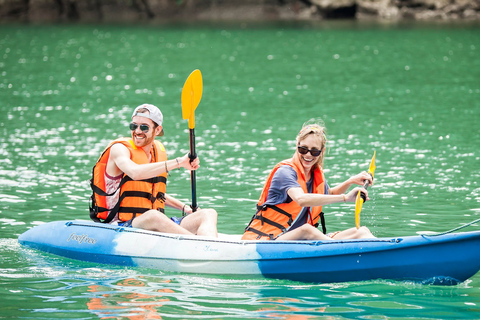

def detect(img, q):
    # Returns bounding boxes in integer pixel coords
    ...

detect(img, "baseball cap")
[131,104,164,136]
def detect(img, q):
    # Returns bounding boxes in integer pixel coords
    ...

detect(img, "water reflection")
[87,278,166,319]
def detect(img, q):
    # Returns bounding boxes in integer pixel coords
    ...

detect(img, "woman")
[242,119,375,241]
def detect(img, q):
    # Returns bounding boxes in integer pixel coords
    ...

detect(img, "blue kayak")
[18,220,480,285]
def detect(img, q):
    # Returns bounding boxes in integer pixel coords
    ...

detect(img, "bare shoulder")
[109,142,130,159]
[106,142,131,176]
[287,186,305,199]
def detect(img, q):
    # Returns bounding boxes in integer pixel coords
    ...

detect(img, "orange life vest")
[242,155,326,240]
[89,138,167,223]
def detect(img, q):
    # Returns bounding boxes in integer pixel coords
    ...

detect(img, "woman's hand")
[345,187,369,202]
[348,171,373,187]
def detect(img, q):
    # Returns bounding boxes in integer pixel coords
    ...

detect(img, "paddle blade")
[355,191,363,229]
[181,69,203,129]
[368,150,376,179]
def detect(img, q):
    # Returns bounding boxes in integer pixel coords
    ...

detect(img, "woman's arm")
[288,186,368,207]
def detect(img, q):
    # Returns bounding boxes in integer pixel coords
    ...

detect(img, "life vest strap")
[257,204,293,225]
[121,190,165,204]
[89,193,123,224]
[90,175,131,197]
[141,176,167,184]
[118,206,165,214]
[244,227,274,240]
[254,213,287,233]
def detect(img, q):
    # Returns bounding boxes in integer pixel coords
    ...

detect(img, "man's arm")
[106,143,199,181]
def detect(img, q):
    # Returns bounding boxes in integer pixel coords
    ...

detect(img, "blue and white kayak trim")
[18,220,480,285]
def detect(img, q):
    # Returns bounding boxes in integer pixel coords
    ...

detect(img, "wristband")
[165,161,170,177]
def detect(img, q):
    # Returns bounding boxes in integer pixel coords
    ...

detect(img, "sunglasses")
[297,145,322,157]
[129,122,150,133]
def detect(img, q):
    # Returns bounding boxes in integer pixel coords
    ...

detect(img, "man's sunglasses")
[297,145,322,157]
[129,122,150,133]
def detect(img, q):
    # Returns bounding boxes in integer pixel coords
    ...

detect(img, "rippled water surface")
[1,22,480,319]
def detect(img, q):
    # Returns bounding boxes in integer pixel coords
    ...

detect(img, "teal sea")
[1,21,480,319]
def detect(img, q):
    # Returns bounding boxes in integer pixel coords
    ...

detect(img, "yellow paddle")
[181,69,203,212]
[355,151,376,229]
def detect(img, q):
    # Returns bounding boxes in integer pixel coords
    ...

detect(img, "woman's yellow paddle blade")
[355,191,363,229]
[368,151,376,178]
[354,151,376,229]
[181,69,203,129]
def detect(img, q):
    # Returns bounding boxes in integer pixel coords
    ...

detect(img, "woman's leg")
[276,224,331,241]
[332,226,375,240]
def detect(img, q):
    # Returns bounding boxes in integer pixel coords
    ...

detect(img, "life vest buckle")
[149,195,156,204]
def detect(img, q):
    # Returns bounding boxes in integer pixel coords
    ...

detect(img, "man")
[90,103,218,237]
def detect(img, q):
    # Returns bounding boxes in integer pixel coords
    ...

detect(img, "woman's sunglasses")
[297,145,322,157]
[129,122,150,133]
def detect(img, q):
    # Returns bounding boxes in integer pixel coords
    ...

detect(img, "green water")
[1,22,480,319]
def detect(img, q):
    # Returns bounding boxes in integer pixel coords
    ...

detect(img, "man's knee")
[198,208,218,220]
[138,210,168,223]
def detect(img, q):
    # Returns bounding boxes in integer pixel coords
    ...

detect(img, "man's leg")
[180,208,218,237]
[132,210,193,235]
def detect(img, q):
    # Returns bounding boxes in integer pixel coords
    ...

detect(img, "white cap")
[132,104,164,136]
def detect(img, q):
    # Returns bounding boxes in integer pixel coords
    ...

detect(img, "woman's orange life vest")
[242,155,326,240]
[89,138,167,223]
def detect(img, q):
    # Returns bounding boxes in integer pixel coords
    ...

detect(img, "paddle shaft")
[189,128,198,212]
[359,173,373,202]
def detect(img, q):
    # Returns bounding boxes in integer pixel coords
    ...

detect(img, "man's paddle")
[181,69,203,212]
[355,151,376,229]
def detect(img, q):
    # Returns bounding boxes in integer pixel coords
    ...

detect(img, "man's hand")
[178,153,200,170]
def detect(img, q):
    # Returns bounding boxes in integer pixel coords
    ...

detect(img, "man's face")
[130,116,157,148]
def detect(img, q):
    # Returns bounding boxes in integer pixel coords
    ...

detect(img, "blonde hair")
[295,118,327,169]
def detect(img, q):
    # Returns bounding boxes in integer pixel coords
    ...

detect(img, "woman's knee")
[357,226,373,238]
[300,224,321,237]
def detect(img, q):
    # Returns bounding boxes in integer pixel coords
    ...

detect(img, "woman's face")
[297,134,323,171]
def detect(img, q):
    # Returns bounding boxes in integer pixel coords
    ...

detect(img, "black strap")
[142,176,167,184]
[319,212,327,234]
[257,204,294,225]
[244,227,274,240]
[312,211,327,234]
[257,214,287,232]
[244,204,292,238]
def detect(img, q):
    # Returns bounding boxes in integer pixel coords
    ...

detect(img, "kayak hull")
[18,220,480,285]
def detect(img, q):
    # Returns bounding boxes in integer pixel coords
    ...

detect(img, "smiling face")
[296,134,324,172]
[295,120,327,172]
[130,116,159,148]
